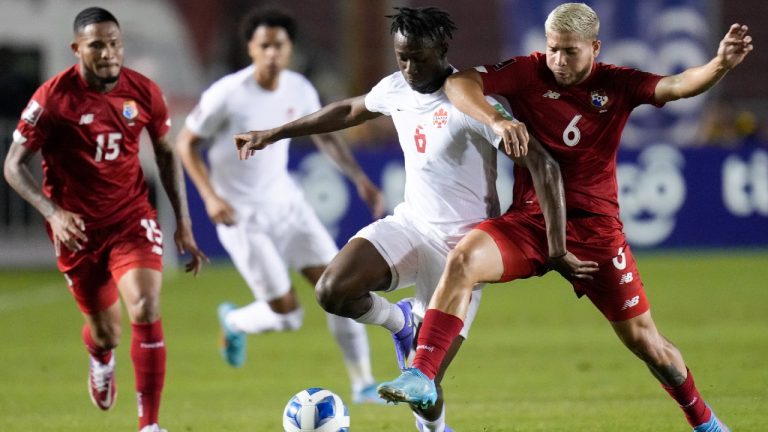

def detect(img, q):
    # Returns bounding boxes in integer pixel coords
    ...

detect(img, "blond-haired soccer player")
[379,4,751,431]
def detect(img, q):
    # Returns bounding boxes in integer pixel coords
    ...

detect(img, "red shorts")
[476,208,649,322]
[50,210,164,314]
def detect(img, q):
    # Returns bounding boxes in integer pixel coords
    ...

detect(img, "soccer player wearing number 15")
[3,7,207,432]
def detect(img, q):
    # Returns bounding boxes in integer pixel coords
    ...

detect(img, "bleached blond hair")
[544,3,599,40]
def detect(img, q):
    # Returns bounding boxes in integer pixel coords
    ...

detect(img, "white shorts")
[353,205,482,339]
[217,197,338,302]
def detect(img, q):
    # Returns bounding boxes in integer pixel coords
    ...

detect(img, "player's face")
[248,25,293,86]
[393,32,450,94]
[72,21,123,86]
[545,31,600,86]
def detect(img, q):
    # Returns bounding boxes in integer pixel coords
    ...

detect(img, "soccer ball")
[283,387,350,432]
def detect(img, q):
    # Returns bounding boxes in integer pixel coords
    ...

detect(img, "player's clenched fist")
[234,130,275,160]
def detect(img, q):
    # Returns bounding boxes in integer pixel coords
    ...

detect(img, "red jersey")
[479,52,664,217]
[15,64,170,228]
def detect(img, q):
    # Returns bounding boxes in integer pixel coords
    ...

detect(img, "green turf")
[0,250,766,431]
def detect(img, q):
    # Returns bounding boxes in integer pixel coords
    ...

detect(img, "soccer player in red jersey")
[3,7,207,432]
[377,4,752,431]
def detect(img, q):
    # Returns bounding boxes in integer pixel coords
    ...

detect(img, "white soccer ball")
[282,387,350,432]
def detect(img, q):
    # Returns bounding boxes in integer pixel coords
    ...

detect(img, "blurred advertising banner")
[499,0,713,148]
[187,144,768,259]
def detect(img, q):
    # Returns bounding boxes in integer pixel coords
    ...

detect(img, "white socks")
[354,292,405,333]
[225,301,304,333]
[414,404,447,432]
[326,313,375,391]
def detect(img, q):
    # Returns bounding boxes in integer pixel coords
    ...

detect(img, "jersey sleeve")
[457,96,509,150]
[613,67,665,108]
[184,82,229,139]
[147,81,171,139]
[475,55,536,98]
[364,76,392,116]
[300,80,322,116]
[15,85,55,151]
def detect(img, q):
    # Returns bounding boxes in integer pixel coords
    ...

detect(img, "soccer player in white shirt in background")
[235,7,590,431]
[175,8,387,404]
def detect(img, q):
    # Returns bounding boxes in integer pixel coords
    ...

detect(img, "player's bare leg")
[378,230,505,408]
[612,312,729,431]
[304,265,381,404]
[316,238,417,371]
[118,268,166,431]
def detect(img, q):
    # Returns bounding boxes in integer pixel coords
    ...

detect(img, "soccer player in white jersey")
[175,8,387,404]
[235,7,592,431]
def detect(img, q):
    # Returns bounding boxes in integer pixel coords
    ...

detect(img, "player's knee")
[445,247,478,284]
[315,271,346,315]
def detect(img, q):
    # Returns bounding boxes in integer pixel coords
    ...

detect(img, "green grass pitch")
[0,250,766,431]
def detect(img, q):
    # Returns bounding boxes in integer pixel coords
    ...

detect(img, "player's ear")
[70,40,80,57]
[592,39,601,57]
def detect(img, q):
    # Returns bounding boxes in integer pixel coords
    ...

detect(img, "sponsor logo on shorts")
[619,272,634,284]
[621,295,640,310]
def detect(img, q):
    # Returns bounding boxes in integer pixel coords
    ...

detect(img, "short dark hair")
[387,7,456,44]
[73,7,119,34]
[240,7,297,44]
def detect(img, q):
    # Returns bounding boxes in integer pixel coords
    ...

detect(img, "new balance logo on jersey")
[543,90,561,99]
[619,272,634,284]
[416,344,435,352]
[79,114,94,125]
[621,295,640,310]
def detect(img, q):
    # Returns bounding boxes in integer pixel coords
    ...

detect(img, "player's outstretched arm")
[4,137,88,252]
[152,134,208,275]
[311,132,385,219]
[445,70,528,158]
[654,23,753,103]
[234,95,382,160]
[511,137,599,280]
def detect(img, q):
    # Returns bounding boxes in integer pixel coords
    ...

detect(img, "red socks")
[82,324,113,364]
[131,320,166,429]
[412,309,464,380]
[662,368,711,427]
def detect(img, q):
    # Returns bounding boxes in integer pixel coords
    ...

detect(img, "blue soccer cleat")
[352,382,387,405]
[392,298,415,370]
[693,410,730,432]
[217,302,246,368]
[377,367,437,410]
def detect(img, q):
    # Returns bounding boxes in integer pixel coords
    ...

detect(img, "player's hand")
[355,176,386,219]
[234,130,275,160]
[718,24,753,70]
[492,118,529,158]
[174,226,208,276]
[547,251,599,281]
[47,208,87,254]
[203,194,237,226]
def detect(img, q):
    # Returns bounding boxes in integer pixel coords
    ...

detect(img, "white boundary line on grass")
[0,284,69,313]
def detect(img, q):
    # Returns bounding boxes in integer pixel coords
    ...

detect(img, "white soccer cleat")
[88,353,117,411]
[139,424,168,432]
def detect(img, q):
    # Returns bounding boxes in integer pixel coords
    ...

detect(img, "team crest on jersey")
[21,99,43,126]
[432,107,448,128]
[122,100,139,120]
[590,89,609,110]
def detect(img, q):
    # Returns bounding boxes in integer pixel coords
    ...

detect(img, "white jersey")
[365,70,503,236]
[185,66,321,206]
